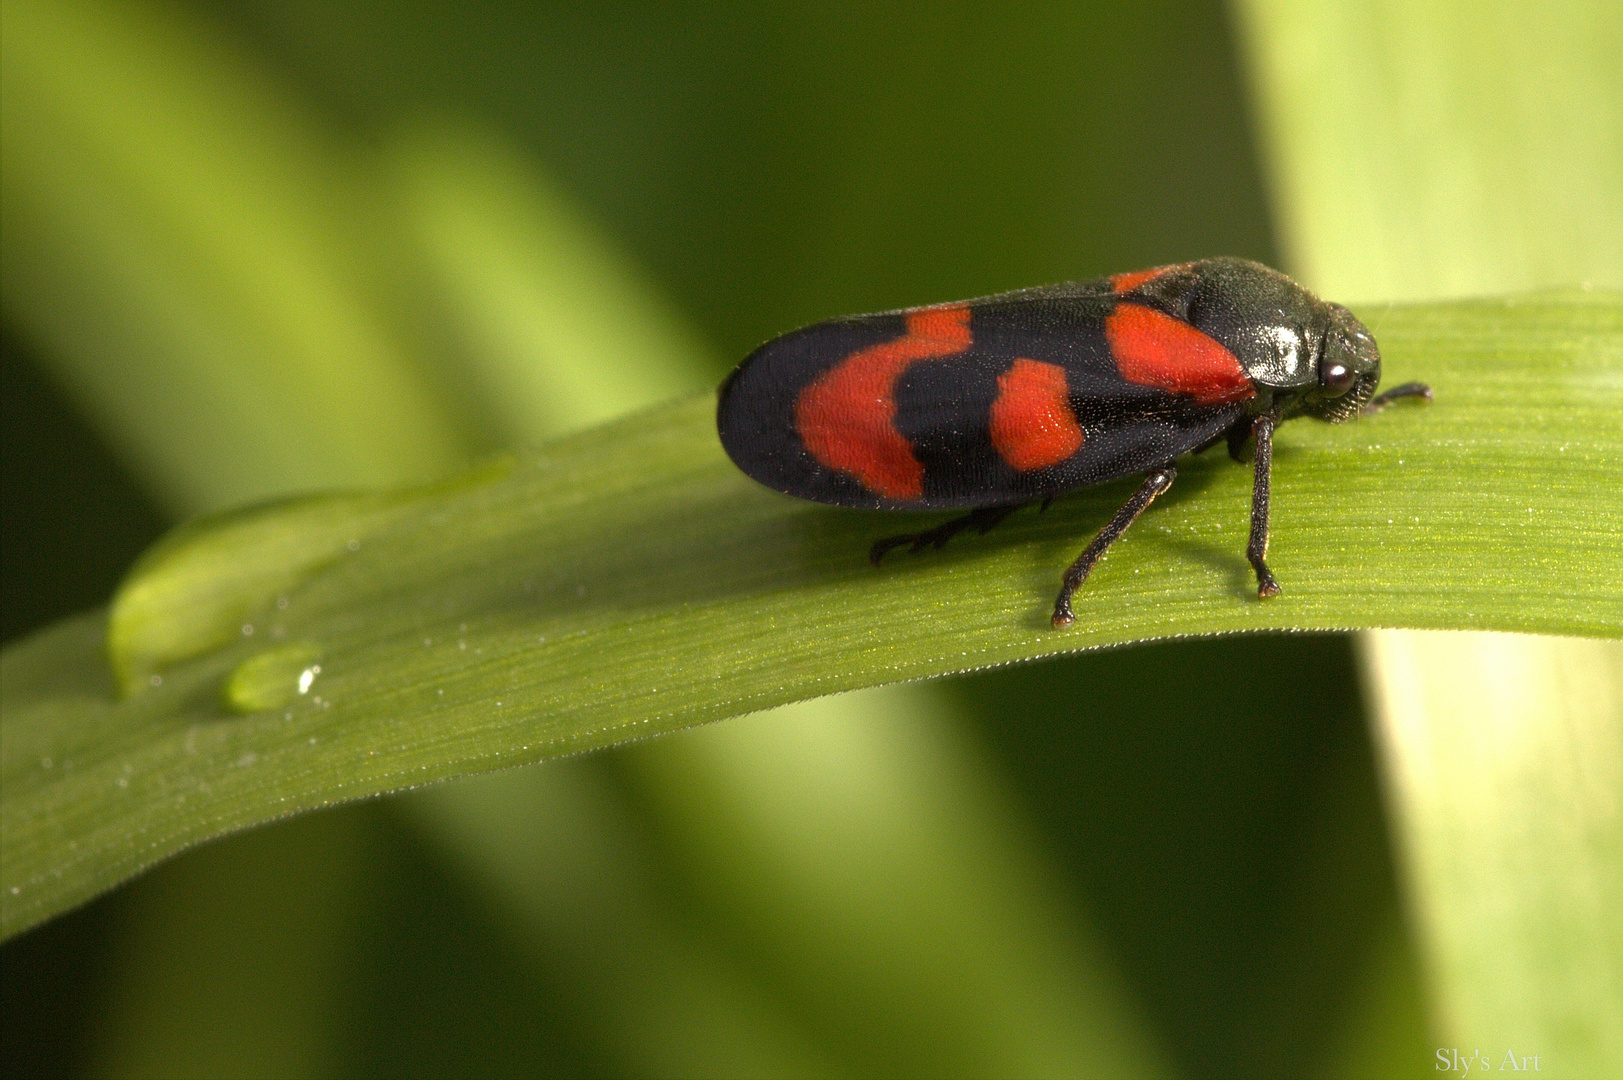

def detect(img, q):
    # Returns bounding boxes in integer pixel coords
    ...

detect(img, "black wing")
[717,280,1251,510]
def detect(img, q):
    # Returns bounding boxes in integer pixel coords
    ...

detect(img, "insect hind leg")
[1051,465,1177,628]
[870,504,1024,566]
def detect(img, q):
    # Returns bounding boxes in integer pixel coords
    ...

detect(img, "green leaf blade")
[3,291,1619,938]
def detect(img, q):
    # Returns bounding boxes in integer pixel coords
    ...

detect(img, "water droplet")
[223,641,324,713]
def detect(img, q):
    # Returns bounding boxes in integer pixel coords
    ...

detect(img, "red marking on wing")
[1109,262,1190,293]
[793,305,973,500]
[989,358,1085,471]
[1104,302,1254,405]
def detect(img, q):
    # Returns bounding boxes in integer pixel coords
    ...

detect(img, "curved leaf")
[1236,2,1623,1071]
[3,291,1620,938]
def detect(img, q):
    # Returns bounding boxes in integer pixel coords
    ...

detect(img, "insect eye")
[1320,359,1357,397]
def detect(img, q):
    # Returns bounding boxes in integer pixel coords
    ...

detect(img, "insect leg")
[1051,465,1177,628]
[870,504,1024,566]
[1247,414,1282,598]
[1226,422,1254,463]
[1365,381,1433,413]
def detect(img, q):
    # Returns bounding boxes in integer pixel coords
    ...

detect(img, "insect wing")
[718,283,1252,510]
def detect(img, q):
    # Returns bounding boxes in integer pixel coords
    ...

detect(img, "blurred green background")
[2,1,1614,1077]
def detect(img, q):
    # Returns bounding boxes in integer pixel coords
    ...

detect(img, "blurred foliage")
[1237,0,1622,301]
[1,2,1617,1080]
[1237,1,1623,1074]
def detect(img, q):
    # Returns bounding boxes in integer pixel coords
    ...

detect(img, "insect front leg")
[1364,381,1433,413]
[870,504,1024,566]
[1247,414,1281,598]
[1051,465,1177,628]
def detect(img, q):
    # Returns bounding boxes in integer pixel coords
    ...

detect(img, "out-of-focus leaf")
[0,0,474,516]
[1236,2,1623,1075]
[2,293,1619,938]
[1363,633,1623,1075]
[383,120,717,443]
[1235,0,1622,304]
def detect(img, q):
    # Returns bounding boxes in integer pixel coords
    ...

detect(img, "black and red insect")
[717,257,1429,627]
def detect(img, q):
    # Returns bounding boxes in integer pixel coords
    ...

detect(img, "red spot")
[794,305,972,500]
[1104,303,1254,405]
[1109,263,1189,293]
[989,359,1084,471]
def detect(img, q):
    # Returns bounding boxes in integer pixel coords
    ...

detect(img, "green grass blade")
[0,0,475,516]
[1363,633,1623,1075]
[1234,0,1622,303]
[3,291,1620,938]
[1236,2,1623,1073]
